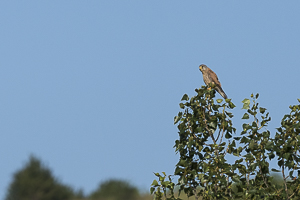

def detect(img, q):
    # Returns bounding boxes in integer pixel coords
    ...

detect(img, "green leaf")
[289,171,294,179]
[177,159,187,167]
[240,136,249,143]
[228,101,236,108]
[179,103,185,109]
[235,158,243,164]
[259,107,266,114]
[150,187,155,194]
[237,147,243,154]
[242,113,249,119]
[151,180,159,186]
[209,121,217,129]
[268,153,275,159]
[283,153,290,159]
[263,131,270,138]
[278,160,284,167]
[231,140,236,147]
[174,167,183,175]
[181,94,189,101]
[159,176,164,182]
[242,99,250,110]
[226,111,234,118]
[265,141,273,149]
[216,99,223,103]
[225,132,232,139]
[232,175,241,182]
[174,116,181,124]
[271,168,280,172]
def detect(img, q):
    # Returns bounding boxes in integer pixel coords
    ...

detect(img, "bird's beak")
[199,66,202,71]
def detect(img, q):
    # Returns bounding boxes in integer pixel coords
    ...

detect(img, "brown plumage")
[199,64,228,99]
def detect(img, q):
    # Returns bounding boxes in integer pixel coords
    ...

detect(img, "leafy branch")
[151,87,300,199]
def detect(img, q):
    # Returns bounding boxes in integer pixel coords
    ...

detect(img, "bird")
[199,64,228,99]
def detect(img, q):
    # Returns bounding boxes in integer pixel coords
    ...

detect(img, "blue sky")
[1,1,300,198]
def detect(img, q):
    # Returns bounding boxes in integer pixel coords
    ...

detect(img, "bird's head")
[199,64,208,73]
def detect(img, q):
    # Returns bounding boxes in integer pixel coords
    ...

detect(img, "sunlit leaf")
[154,172,160,176]
[242,98,250,109]
[151,180,159,186]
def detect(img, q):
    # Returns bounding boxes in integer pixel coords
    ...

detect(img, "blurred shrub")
[5,155,74,200]
[89,179,139,200]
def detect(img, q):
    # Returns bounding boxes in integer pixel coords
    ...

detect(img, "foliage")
[5,155,75,200]
[89,179,139,200]
[5,156,147,200]
[151,85,300,199]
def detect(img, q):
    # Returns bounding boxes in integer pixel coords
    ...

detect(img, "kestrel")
[199,64,228,99]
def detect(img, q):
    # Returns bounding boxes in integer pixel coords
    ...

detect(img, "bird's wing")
[207,68,222,87]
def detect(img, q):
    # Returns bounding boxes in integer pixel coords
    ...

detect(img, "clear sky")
[1,1,300,198]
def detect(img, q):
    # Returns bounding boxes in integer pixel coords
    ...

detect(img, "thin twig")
[246,162,250,190]
[216,128,222,143]
[289,185,300,199]
[259,165,269,188]
[194,187,198,200]
[282,165,289,198]
[218,125,225,145]
[203,109,216,144]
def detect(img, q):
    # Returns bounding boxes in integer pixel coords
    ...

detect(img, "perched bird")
[199,64,228,99]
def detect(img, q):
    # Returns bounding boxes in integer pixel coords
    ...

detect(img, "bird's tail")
[216,87,228,99]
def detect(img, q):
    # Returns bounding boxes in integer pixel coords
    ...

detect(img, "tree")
[151,85,300,199]
[89,179,139,200]
[5,155,74,200]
